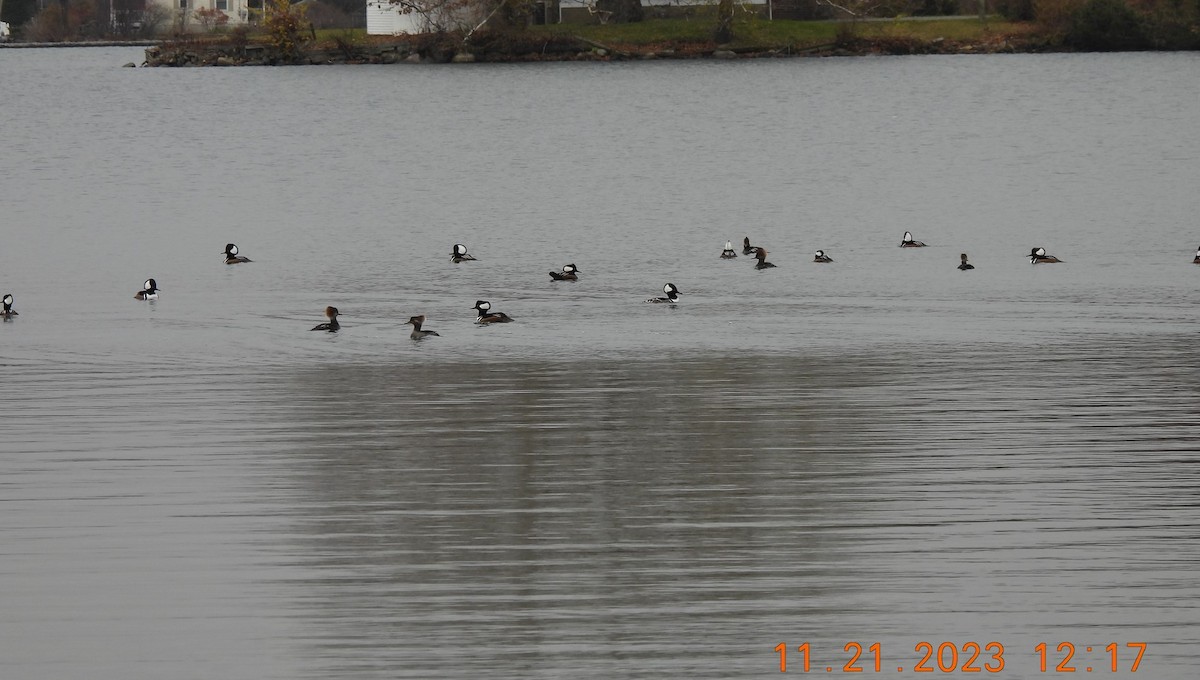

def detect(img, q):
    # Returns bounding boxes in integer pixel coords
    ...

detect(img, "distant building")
[132,0,260,32]
[366,0,425,34]
[365,0,492,35]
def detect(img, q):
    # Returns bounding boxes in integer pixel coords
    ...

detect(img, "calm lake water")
[1,47,1198,679]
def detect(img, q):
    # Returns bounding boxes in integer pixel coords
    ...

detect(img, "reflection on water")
[3,329,1198,678]
[233,336,1195,678]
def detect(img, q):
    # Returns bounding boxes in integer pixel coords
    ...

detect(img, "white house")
[366,0,426,34]
[145,0,257,30]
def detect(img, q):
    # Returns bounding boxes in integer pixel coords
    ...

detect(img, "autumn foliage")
[262,0,310,61]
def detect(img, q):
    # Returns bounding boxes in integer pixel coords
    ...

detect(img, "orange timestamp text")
[773,641,1147,673]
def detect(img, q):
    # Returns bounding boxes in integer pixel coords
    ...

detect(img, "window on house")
[216,0,227,8]
[179,0,187,7]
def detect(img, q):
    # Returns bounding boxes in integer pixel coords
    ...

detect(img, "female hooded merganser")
[1029,247,1063,264]
[958,253,975,270]
[473,300,513,323]
[742,237,758,255]
[900,231,927,247]
[720,241,738,259]
[311,306,340,332]
[646,283,681,303]
[451,244,477,263]
[549,264,580,281]
[813,250,833,263]
[1192,246,1199,264]
[407,314,440,338]
[223,243,252,264]
[134,278,159,300]
[2,293,17,320]
[754,247,776,269]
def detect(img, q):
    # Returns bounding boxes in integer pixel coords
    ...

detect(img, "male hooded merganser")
[451,244,477,263]
[311,306,340,332]
[223,243,252,264]
[1029,247,1063,264]
[549,264,580,281]
[720,241,738,259]
[134,278,159,300]
[407,314,440,338]
[900,231,927,247]
[958,253,975,270]
[473,300,513,323]
[813,250,833,263]
[742,237,757,255]
[646,283,681,303]
[2,293,17,320]
[1192,246,1199,264]
[754,247,776,269]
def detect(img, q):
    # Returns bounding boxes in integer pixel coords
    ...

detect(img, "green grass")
[288,16,1043,58]
[532,15,1036,51]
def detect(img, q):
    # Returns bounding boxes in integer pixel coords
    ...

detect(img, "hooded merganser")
[742,237,758,255]
[407,314,440,338]
[134,278,159,300]
[1192,246,1199,264]
[549,264,580,281]
[473,300,513,323]
[311,306,340,332]
[2,293,17,320]
[900,231,927,247]
[754,247,776,269]
[1029,247,1063,264]
[813,250,833,263]
[720,241,738,259]
[223,243,252,264]
[958,253,975,270]
[646,283,681,303]
[451,243,477,263]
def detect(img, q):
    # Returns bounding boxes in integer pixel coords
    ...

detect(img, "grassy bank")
[535,15,1042,53]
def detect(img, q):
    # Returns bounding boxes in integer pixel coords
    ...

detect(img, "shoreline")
[138,31,1058,67]
[0,40,161,48]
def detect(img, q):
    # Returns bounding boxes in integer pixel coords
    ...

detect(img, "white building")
[147,0,258,30]
[366,0,427,34]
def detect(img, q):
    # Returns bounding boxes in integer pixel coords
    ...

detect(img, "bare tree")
[387,0,484,32]
[714,0,732,41]
[816,0,883,40]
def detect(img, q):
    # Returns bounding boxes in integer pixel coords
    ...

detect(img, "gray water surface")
[1,48,1198,679]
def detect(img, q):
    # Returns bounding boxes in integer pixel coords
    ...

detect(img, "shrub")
[21,0,96,41]
[995,0,1035,19]
[194,6,230,31]
[1140,0,1200,48]
[262,0,309,61]
[1066,0,1150,49]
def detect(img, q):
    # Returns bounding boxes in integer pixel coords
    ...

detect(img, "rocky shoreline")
[141,31,1051,66]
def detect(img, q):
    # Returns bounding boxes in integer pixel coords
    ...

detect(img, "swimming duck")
[1193,246,1199,264]
[754,247,776,269]
[223,243,252,264]
[742,237,757,255]
[134,278,159,300]
[720,241,738,259]
[549,264,580,281]
[646,283,681,303]
[2,293,16,320]
[900,231,927,247]
[813,250,833,263]
[474,300,513,323]
[311,306,340,332]
[407,314,439,338]
[1029,247,1063,264]
[451,244,477,263]
[958,253,975,270]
